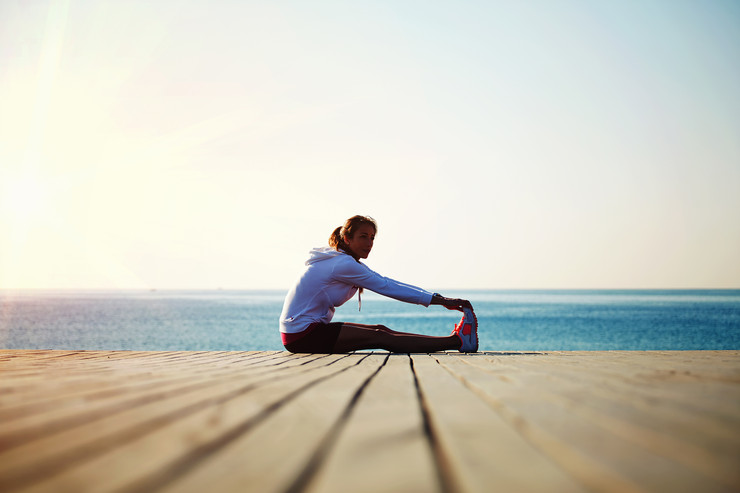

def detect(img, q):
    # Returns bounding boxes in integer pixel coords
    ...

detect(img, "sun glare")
[1,174,50,224]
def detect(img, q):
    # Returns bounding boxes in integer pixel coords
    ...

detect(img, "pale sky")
[1,0,739,290]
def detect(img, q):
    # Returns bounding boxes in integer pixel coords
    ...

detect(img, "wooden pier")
[1,350,738,493]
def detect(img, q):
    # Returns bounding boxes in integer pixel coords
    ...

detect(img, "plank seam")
[282,353,391,493]
[410,354,456,493]
[431,355,648,493]
[116,353,379,493]
[0,354,343,450]
[0,355,354,491]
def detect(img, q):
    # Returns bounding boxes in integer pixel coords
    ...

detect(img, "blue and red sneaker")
[453,307,478,353]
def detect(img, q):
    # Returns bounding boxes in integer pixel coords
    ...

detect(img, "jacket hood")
[305,247,348,265]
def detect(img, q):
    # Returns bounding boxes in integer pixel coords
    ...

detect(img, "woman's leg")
[332,322,460,353]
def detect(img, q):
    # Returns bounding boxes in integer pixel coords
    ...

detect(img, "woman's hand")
[431,293,473,312]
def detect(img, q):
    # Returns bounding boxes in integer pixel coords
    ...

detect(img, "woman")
[279,215,478,353]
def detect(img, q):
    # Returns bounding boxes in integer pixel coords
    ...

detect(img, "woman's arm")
[332,257,433,305]
[430,293,473,311]
[332,256,473,310]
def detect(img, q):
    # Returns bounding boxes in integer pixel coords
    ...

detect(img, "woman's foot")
[453,307,478,352]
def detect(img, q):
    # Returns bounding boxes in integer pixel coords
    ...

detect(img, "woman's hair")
[329,215,378,260]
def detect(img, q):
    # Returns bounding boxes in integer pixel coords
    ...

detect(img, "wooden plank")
[142,353,389,493]
[4,353,384,493]
[0,351,321,431]
[411,353,589,493]
[496,352,740,488]
[1,350,738,493]
[0,351,307,411]
[509,351,740,411]
[436,352,739,492]
[0,351,266,395]
[431,353,647,493]
[0,351,317,439]
[305,354,441,493]
[488,352,740,447]
[0,353,345,491]
[1,369,249,450]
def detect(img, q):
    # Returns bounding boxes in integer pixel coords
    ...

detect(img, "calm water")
[1,290,738,351]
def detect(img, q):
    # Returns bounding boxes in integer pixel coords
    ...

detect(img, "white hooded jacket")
[279,247,434,334]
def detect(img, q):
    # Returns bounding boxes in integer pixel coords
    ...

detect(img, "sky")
[1,0,739,290]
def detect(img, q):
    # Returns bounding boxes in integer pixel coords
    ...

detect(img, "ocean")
[1,290,738,352]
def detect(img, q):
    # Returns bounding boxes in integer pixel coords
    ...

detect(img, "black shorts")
[283,322,343,353]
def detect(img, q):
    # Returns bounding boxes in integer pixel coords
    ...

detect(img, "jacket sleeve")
[331,257,433,306]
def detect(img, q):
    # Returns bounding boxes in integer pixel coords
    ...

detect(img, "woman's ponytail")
[328,226,343,250]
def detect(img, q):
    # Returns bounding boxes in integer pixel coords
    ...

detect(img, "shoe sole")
[458,307,478,353]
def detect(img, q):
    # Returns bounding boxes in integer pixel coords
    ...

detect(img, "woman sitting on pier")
[279,215,478,354]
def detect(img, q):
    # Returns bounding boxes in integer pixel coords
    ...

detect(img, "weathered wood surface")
[0,350,738,493]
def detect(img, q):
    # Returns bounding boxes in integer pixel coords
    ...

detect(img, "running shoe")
[453,306,478,353]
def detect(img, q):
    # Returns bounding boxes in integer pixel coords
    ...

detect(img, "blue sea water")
[1,290,738,351]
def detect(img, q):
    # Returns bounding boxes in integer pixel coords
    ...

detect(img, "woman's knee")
[372,324,393,333]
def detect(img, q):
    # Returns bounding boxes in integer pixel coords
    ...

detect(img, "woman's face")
[344,223,376,259]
